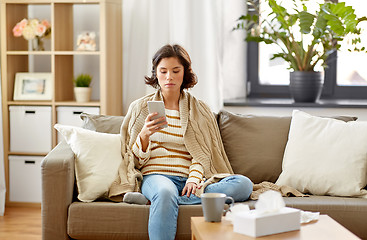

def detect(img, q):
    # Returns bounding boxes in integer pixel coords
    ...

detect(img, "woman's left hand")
[182,182,202,197]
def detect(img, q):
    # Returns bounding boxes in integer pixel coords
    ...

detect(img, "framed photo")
[76,31,97,51]
[13,72,53,101]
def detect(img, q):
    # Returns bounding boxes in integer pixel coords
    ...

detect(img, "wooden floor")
[0,207,42,240]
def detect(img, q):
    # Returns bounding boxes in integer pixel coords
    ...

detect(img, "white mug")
[201,193,234,222]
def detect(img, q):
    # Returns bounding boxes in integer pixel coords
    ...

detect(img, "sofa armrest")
[41,141,75,240]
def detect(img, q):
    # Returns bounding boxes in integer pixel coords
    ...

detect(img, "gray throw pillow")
[217,110,357,184]
[80,113,124,134]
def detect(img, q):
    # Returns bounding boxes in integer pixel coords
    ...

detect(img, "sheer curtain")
[0,66,5,216]
[122,0,246,114]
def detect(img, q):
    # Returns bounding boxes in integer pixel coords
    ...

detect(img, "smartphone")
[147,101,168,128]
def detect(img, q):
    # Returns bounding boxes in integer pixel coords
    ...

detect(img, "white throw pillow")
[54,124,122,202]
[276,110,367,198]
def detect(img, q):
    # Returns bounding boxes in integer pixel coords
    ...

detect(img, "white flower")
[28,19,39,31]
[22,25,36,40]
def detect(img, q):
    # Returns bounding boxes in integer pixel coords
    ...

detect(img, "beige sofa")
[41,110,367,240]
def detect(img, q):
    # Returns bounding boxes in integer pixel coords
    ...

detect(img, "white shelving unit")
[0,0,122,206]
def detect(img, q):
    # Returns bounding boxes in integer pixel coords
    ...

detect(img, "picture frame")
[13,72,53,101]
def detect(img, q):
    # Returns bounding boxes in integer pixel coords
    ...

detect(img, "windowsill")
[224,98,367,108]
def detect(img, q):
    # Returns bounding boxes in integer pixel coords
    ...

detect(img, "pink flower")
[12,19,28,37]
[35,24,46,37]
[18,19,28,29]
[41,19,50,29]
[12,24,23,37]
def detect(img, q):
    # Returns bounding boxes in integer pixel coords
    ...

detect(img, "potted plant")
[234,0,367,102]
[73,74,92,102]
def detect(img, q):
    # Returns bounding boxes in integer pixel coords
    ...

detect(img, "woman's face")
[156,57,184,95]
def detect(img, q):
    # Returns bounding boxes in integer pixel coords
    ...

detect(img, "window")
[247,0,367,99]
[337,0,367,87]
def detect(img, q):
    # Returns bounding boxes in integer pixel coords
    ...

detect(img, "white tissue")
[225,204,250,223]
[255,190,285,214]
[300,210,320,223]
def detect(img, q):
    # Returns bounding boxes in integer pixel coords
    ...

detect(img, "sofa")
[41,110,367,240]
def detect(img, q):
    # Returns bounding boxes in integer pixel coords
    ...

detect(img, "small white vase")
[74,87,91,102]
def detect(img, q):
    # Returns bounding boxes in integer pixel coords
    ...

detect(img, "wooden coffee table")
[191,215,360,240]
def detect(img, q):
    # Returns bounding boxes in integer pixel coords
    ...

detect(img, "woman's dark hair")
[145,44,198,90]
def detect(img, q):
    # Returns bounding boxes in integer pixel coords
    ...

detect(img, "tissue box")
[233,207,300,237]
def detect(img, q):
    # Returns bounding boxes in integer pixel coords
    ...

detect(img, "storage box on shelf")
[56,106,100,142]
[0,0,122,206]
[9,155,43,203]
[10,106,52,153]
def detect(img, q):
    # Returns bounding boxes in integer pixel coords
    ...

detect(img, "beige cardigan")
[108,90,234,201]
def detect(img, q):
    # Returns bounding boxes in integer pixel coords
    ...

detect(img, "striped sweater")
[108,90,234,201]
[133,109,204,184]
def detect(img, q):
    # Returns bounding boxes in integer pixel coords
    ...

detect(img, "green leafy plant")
[234,0,367,71]
[73,74,92,87]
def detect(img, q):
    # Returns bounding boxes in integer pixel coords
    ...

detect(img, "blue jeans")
[141,174,253,240]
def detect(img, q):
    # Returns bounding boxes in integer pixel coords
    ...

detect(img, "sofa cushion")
[54,124,121,202]
[283,196,367,240]
[67,202,203,240]
[80,113,124,133]
[276,110,367,197]
[218,110,293,184]
[217,110,357,184]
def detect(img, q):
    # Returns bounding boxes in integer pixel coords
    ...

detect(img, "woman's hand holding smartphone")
[147,101,168,128]
[138,101,168,151]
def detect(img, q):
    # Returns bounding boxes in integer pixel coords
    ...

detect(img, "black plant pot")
[289,71,324,103]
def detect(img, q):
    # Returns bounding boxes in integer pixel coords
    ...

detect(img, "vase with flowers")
[12,18,51,51]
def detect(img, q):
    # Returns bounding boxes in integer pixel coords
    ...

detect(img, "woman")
[115,44,253,240]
